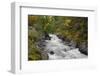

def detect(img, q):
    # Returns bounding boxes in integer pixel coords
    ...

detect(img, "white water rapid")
[44,34,87,60]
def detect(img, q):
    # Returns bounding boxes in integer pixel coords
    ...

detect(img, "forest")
[28,15,88,60]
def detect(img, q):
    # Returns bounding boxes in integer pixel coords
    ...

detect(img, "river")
[44,34,87,60]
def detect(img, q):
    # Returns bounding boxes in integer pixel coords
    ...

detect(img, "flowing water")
[44,34,87,60]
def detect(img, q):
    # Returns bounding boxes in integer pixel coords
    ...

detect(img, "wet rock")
[40,50,48,60]
[44,32,51,40]
[68,40,77,48]
[57,35,66,41]
[36,35,49,60]
[37,40,45,49]
[57,35,71,45]
[50,51,55,55]
[77,42,88,55]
